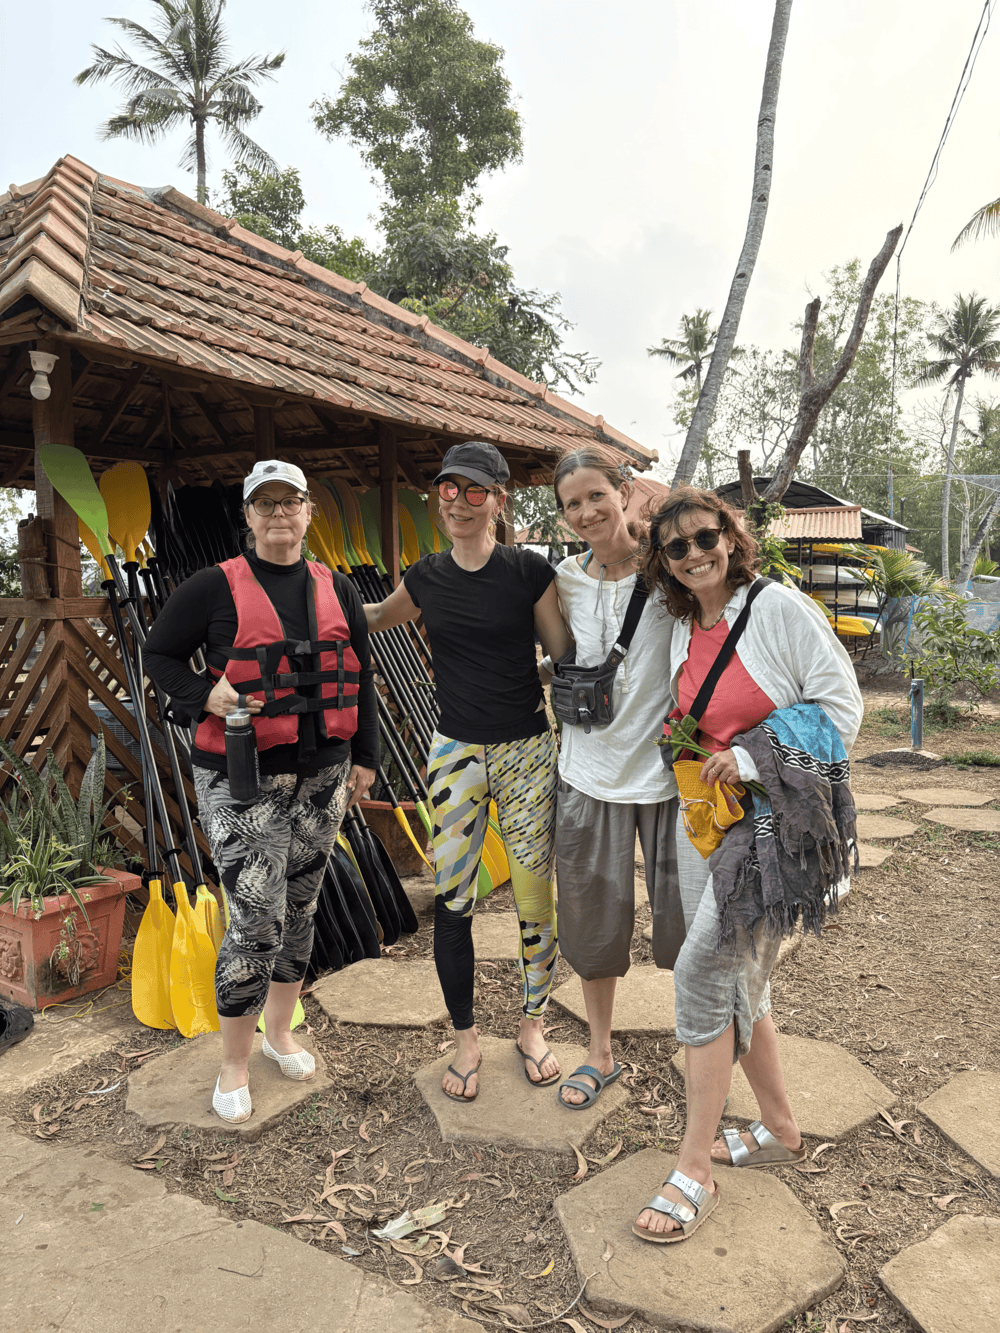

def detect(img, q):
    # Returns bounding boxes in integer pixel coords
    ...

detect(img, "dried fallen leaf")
[934,1194,960,1210]
[136,1133,167,1161]
[458,1173,484,1182]
[811,1142,836,1161]
[587,1139,623,1167]
[222,1169,235,1186]
[435,1255,465,1281]
[399,1254,423,1285]
[601,1241,614,1263]
[132,1162,158,1171]
[320,1220,348,1243]
[569,1143,589,1181]
[373,1162,389,1183]
[560,1320,587,1333]
[259,1195,289,1208]
[794,1162,829,1176]
[525,1258,554,1279]
[577,1301,635,1329]
[359,1121,371,1142]
[437,1039,455,1053]
[118,1047,156,1060]
[487,1303,532,1325]
[912,1126,923,1146]
[829,1201,867,1220]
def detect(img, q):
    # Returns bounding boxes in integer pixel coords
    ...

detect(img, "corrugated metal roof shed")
[766,506,863,541]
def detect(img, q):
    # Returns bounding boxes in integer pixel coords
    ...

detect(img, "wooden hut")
[0,155,656,877]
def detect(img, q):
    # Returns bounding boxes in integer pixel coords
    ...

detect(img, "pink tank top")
[677,618,776,753]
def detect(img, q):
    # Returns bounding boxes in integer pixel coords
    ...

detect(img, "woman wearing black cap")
[364,441,572,1103]
[145,460,378,1124]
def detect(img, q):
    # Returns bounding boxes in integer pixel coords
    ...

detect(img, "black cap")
[432,441,509,490]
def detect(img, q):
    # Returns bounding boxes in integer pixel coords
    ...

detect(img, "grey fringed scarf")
[709,702,858,953]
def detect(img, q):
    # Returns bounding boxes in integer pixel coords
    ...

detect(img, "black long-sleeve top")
[144,552,378,777]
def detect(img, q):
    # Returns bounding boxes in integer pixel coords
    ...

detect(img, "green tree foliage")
[311,0,522,210]
[915,292,1000,579]
[509,485,568,557]
[0,489,24,598]
[75,0,284,203]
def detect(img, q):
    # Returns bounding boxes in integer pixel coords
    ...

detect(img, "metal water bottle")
[225,706,260,802]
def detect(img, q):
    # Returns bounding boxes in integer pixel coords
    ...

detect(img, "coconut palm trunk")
[671,0,792,487]
[940,377,966,582]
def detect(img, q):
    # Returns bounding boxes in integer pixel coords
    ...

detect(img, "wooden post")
[253,405,275,461]
[379,426,400,587]
[32,340,82,599]
[496,494,516,546]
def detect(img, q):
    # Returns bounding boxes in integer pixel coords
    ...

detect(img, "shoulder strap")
[688,578,772,726]
[605,576,649,668]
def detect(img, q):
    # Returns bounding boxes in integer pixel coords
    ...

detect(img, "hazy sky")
[2,0,998,476]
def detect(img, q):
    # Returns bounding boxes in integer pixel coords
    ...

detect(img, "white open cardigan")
[667,578,864,784]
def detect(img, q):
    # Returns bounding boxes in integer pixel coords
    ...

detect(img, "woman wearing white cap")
[145,461,378,1123]
[364,441,572,1104]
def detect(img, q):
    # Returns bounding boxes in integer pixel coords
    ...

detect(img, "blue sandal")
[558,1062,622,1110]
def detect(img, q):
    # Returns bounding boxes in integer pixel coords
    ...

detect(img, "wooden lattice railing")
[0,596,213,886]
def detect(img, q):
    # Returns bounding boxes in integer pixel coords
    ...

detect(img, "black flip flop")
[515,1039,560,1087]
[442,1056,482,1103]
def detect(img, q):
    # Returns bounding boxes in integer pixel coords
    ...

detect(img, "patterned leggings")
[428,728,558,1029]
[193,761,351,1018]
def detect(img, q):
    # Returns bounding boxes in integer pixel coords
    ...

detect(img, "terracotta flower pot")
[0,867,137,1011]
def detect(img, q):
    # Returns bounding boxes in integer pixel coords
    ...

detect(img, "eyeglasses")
[437,480,490,507]
[247,495,306,517]
[661,527,723,562]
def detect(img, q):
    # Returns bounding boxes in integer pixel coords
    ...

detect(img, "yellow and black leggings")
[428,728,558,1030]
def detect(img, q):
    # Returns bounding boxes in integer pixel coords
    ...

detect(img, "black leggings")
[433,897,476,1029]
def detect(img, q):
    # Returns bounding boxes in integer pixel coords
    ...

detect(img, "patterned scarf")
[709,702,857,953]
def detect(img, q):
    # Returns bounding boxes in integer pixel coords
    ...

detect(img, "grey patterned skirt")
[193,761,351,1018]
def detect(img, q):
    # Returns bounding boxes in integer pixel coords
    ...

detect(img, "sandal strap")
[748,1120,780,1151]
[447,1063,478,1087]
[663,1168,709,1213]
[645,1195,696,1227]
[521,1047,554,1072]
[569,1064,605,1088]
[559,1078,597,1102]
[722,1126,751,1167]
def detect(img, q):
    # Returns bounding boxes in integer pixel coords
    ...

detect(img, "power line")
[887,0,996,516]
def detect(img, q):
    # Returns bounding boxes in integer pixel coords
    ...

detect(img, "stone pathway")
[554,1146,844,1332]
[922,806,1000,833]
[413,1033,627,1154]
[880,1215,1000,1333]
[672,1033,895,1141]
[0,1116,475,1333]
[313,958,449,1027]
[855,812,918,839]
[919,1070,1000,1178]
[898,786,995,806]
[853,792,902,810]
[126,1032,330,1142]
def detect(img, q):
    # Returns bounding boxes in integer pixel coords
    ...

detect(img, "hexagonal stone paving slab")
[671,1033,894,1141]
[857,842,893,868]
[922,807,1000,833]
[880,1215,1000,1333]
[856,813,918,839]
[898,786,994,806]
[919,1070,1000,1177]
[313,958,449,1028]
[472,911,520,961]
[414,1033,627,1156]
[127,1032,330,1142]
[550,964,676,1035]
[853,792,902,810]
[554,1147,844,1333]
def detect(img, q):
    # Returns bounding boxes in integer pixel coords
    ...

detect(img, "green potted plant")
[0,736,139,1010]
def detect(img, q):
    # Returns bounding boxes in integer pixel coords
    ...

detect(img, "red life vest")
[195,556,361,756]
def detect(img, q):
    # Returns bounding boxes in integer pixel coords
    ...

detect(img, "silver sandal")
[632,1168,719,1244]
[718,1120,806,1168]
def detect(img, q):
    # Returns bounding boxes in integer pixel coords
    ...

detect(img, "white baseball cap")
[243,459,309,501]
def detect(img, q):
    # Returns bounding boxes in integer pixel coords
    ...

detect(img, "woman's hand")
[205,676,263,718]
[699,748,740,786]
[346,765,376,811]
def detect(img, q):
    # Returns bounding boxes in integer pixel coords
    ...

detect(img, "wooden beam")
[496,495,516,547]
[396,443,431,492]
[253,404,275,461]
[0,449,32,486]
[32,339,82,598]
[379,427,400,587]
[86,363,146,447]
[505,458,532,487]
[190,391,236,449]
[341,448,379,490]
[0,347,29,407]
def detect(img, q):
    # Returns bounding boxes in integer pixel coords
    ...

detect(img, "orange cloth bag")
[673,759,746,860]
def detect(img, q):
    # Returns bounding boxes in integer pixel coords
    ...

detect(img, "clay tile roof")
[0,156,656,472]
[765,506,863,541]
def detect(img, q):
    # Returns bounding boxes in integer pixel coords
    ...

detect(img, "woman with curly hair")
[631,486,862,1244]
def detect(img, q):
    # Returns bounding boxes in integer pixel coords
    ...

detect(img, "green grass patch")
[946,750,1000,767]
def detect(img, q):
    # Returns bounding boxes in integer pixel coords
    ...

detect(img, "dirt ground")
[3,686,999,1333]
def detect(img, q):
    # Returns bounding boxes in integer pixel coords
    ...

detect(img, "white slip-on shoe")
[213,1075,252,1123]
[262,1035,316,1081]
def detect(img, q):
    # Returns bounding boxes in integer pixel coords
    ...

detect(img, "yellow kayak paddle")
[169,884,220,1039]
[131,877,176,1029]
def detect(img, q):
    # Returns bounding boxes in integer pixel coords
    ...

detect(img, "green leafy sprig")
[655,714,767,797]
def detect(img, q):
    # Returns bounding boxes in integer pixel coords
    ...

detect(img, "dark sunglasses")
[661,527,723,562]
[437,479,490,507]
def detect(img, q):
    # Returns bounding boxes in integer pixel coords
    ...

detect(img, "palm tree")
[648,309,718,391]
[915,293,1000,580]
[75,1,284,204]
[952,194,1000,250]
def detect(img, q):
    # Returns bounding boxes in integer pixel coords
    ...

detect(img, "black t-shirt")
[404,546,556,744]
[143,552,377,777]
